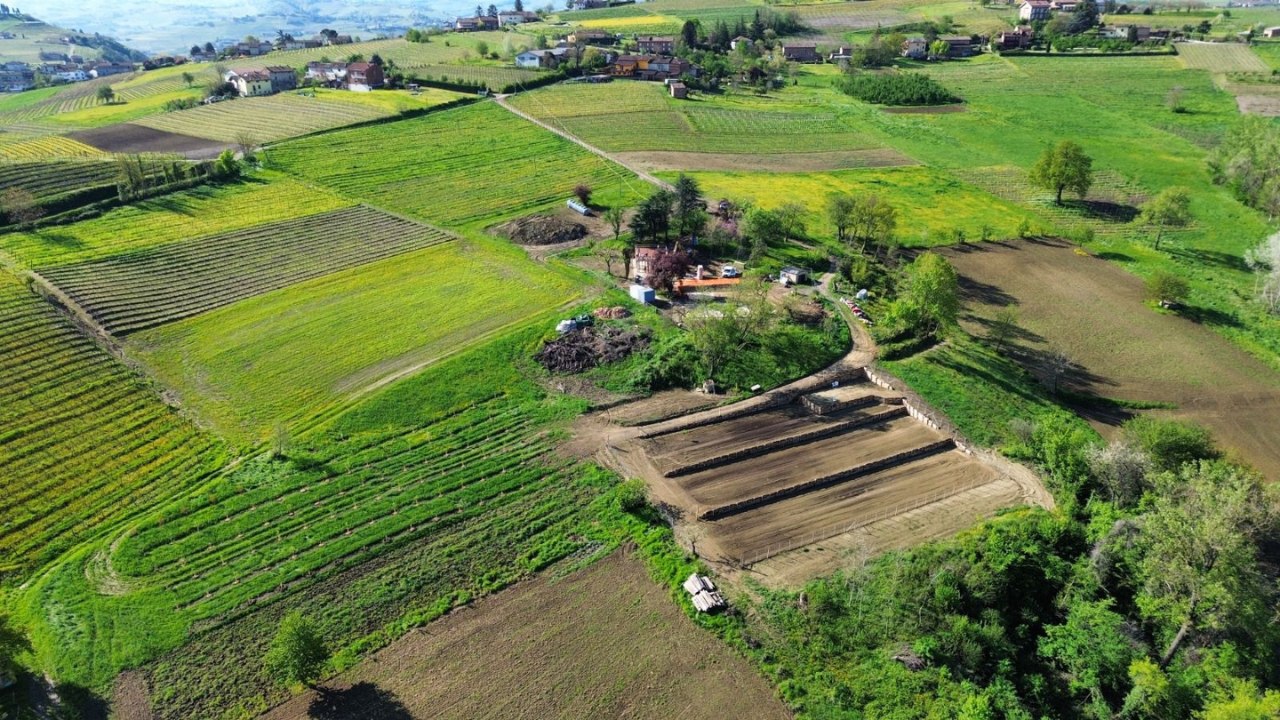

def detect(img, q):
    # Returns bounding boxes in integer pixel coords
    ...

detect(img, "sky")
[33,0,479,54]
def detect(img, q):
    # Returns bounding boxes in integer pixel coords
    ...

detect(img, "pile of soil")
[503,215,589,246]
[593,306,631,320]
[537,325,650,374]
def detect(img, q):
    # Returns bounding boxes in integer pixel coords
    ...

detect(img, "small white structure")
[567,198,591,216]
[779,266,807,286]
[683,573,726,613]
[556,319,577,334]
[629,284,655,305]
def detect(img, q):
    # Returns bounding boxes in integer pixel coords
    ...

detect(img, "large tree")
[1136,461,1272,670]
[629,189,674,242]
[1137,186,1192,250]
[263,612,328,687]
[895,251,959,336]
[1030,140,1093,205]
[826,193,856,245]
[673,174,706,239]
[847,194,897,255]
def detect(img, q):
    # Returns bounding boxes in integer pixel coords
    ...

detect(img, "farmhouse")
[631,246,662,282]
[781,42,819,62]
[498,10,540,25]
[50,64,88,82]
[636,36,675,54]
[230,40,274,57]
[516,48,573,69]
[265,65,297,92]
[346,62,385,91]
[305,61,348,85]
[1100,24,1152,40]
[731,36,753,51]
[995,26,1034,50]
[609,54,695,80]
[0,61,34,92]
[1019,0,1051,21]
[225,68,274,96]
[1049,0,1079,11]
[568,30,617,45]
[455,16,499,31]
[89,61,133,78]
[902,36,928,59]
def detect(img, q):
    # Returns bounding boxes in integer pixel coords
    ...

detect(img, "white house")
[515,48,569,69]
[902,36,928,59]
[1019,0,1051,21]
[224,69,273,96]
[497,10,539,25]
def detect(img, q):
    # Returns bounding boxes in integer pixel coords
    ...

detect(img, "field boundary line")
[494,95,674,192]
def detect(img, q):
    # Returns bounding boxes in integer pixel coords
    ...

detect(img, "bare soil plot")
[604,389,723,426]
[613,148,917,173]
[67,124,230,159]
[940,238,1280,481]
[1235,93,1280,116]
[258,551,790,720]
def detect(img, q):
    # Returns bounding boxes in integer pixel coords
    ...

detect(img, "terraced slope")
[42,206,454,334]
[0,274,224,577]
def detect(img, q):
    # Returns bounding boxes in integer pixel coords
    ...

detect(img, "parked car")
[721,265,741,278]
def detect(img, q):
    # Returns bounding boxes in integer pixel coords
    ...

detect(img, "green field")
[128,239,580,441]
[0,273,224,578]
[269,101,646,228]
[508,81,886,154]
[40,205,454,335]
[0,174,353,267]
[1175,41,1270,73]
[0,17,103,64]
[0,158,123,200]
[0,135,103,160]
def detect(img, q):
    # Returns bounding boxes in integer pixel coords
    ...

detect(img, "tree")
[680,19,699,50]
[1030,140,1093,205]
[776,202,807,242]
[826,193,856,245]
[590,240,623,277]
[475,40,489,56]
[1137,186,1191,250]
[1197,678,1280,720]
[1165,85,1185,113]
[96,84,115,103]
[847,194,897,255]
[1145,271,1189,307]
[603,206,624,243]
[0,187,44,225]
[573,183,591,206]
[1086,438,1151,507]
[514,0,524,10]
[987,306,1018,352]
[1041,347,1075,394]
[0,612,29,686]
[1121,416,1218,474]
[673,174,706,238]
[204,41,216,55]
[214,149,241,178]
[1244,230,1280,314]
[928,39,950,59]
[234,131,259,160]
[685,277,775,380]
[190,45,201,56]
[181,71,195,87]
[629,189,674,242]
[895,251,959,336]
[369,53,384,66]
[1137,461,1272,670]
[645,249,689,292]
[263,612,328,687]
[487,3,499,17]
[743,207,784,257]
[1039,600,1136,718]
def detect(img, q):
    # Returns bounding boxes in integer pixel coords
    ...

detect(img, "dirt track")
[257,552,790,720]
[942,238,1280,482]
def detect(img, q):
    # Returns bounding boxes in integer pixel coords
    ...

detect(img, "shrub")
[836,71,961,106]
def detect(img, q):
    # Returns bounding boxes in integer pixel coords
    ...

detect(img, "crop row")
[42,205,453,334]
[0,159,120,197]
[136,93,388,144]
[405,63,546,90]
[0,275,224,577]
[109,398,559,619]
[270,101,647,226]
[2,176,355,268]
[0,135,103,161]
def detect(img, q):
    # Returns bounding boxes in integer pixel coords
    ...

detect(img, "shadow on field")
[957,275,1019,308]
[1169,246,1250,273]
[308,682,412,720]
[1095,251,1133,263]
[1062,199,1139,223]
[34,229,84,249]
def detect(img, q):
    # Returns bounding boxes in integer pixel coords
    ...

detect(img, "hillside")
[0,12,145,64]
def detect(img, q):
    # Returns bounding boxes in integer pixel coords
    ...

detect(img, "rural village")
[2,0,1280,717]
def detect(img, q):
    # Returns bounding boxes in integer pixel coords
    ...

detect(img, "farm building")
[265,66,297,92]
[902,36,928,59]
[516,48,574,69]
[782,43,819,62]
[731,36,753,51]
[636,36,675,54]
[455,16,499,31]
[939,35,975,57]
[569,30,617,45]
[609,54,695,80]
[779,266,808,285]
[829,45,853,64]
[631,247,662,282]
[994,26,1034,50]
[1019,0,1051,21]
[346,62,385,91]
[225,69,274,97]
[669,81,688,99]
[498,10,540,25]
[1050,0,1079,11]
[89,61,134,78]
[305,61,348,86]
[1265,26,1280,38]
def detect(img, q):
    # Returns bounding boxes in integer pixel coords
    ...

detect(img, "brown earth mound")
[502,214,589,246]
[68,124,231,159]
[537,325,649,373]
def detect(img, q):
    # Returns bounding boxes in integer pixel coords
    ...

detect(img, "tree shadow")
[308,682,413,720]
[1061,199,1139,223]
[1167,245,1250,273]
[956,275,1019,308]
[30,229,84,248]
[57,682,110,720]
[965,314,1046,346]
[1094,250,1133,263]
[1180,303,1242,329]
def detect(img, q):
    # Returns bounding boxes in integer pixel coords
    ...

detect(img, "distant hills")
[0,11,146,64]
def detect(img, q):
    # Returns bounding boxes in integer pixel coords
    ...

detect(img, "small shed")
[567,198,592,216]
[669,81,687,99]
[629,284,655,304]
[779,266,807,285]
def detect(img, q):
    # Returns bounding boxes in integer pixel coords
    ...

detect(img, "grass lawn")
[669,166,1041,245]
[128,239,581,442]
[0,174,353,268]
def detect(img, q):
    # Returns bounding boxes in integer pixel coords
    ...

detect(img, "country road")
[494,94,675,192]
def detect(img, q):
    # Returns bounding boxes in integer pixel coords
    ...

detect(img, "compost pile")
[503,215,588,245]
[537,325,650,373]
[593,306,631,320]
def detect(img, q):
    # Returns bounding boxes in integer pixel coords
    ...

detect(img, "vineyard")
[507,82,886,154]
[135,94,390,144]
[0,135,103,161]
[41,206,455,335]
[0,274,224,578]
[130,240,580,440]
[224,35,518,74]
[1175,42,1270,73]
[1,175,353,267]
[269,101,646,227]
[0,158,121,200]
[405,64,547,90]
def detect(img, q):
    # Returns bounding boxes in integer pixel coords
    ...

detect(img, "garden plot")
[628,383,1016,571]
[256,552,789,720]
[41,206,453,335]
[1176,42,1269,73]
